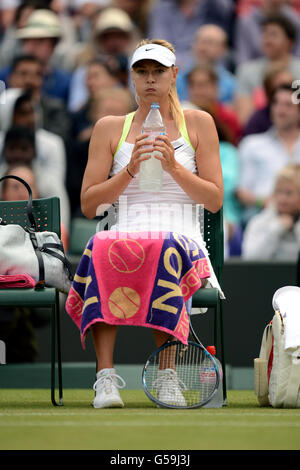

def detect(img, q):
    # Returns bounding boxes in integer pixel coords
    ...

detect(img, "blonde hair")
[275,163,300,192]
[132,38,183,130]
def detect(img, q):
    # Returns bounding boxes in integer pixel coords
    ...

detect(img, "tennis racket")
[142,319,220,409]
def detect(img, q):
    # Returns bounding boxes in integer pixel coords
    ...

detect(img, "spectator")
[234,0,300,65]
[44,0,81,72]
[236,84,300,227]
[181,67,242,252]
[113,0,152,36]
[243,62,294,136]
[0,8,72,103]
[68,6,135,111]
[88,86,134,134]
[0,125,36,168]
[216,120,242,255]
[0,0,21,32]
[67,87,135,216]
[236,0,300,16]
[176,24,237,104]
[0,1,79,72]
[234,12,300,124]
[242,163,300,260]
[0,88,67,183]
[147,0,234,70]
[0,88,70,232]
[235,0,266,16]
[0,0,43,67]
[7,53,71,141]
[0,124,70,246]
[72,6,136,68]
[211,114,243,256]
[70,56,127,142]
[1,162,39,200]
[181,62,242,145]
[70,0,111,43]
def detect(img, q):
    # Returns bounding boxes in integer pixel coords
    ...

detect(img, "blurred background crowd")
[1,0,300,262]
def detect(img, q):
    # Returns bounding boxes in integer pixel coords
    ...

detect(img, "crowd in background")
[1,0,300,261]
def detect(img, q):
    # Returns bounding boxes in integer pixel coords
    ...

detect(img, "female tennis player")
[78,39,223,408]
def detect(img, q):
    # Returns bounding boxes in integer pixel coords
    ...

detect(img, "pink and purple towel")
[66,231,210,346]
[0,274,36,288]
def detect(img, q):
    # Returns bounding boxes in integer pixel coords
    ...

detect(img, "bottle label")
[200,366,218,383]
[142,130,165,153]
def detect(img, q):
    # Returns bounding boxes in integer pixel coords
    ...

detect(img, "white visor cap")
[130,44,176,68]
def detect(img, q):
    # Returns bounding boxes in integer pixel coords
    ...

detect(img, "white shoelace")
[153,369,187,392]
[93,373,126,394]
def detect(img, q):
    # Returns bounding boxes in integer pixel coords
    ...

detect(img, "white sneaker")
[155,368,187,407]
[93,368,126,408]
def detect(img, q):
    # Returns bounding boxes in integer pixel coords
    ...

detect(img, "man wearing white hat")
[0,8,71,103]
[68,7,135,112]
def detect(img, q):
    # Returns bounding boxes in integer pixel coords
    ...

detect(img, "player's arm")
[167,109,223,213]
[81,116,132,219]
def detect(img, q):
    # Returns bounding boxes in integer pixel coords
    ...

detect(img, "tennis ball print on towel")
[108,239,144,319]
[108,286,141,319]
[108,239,145,273]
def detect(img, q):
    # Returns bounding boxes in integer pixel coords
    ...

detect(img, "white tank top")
[109,112,204,245]
[109,111,224,297]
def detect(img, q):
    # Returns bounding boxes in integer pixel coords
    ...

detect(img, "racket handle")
[254,358,270,406]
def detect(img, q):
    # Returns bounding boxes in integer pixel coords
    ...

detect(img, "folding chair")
[192,208,227,403]
[0,197,63,406]
[68,217,98,256]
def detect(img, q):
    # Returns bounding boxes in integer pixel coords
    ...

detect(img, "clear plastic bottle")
[139,102,165,192]
[202,345,224,408]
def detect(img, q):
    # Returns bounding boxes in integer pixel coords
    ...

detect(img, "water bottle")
[139,102,165,192]
[202,345,224,408]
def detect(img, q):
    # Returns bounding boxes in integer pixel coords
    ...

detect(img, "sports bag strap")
[255,321,273,407]
[259,322,273,360]
[28,231,46,289]
[42,242,64,252]
[41,246,73,281]
[0,175,37,230]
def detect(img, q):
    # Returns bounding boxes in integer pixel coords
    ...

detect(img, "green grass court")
[1,389,300,450]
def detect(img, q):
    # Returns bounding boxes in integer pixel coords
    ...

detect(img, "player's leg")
[92,322,117,372]
[91,323,125,408]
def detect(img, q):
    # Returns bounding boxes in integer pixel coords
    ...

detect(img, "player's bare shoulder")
[92,114,127,154]
[93,114,126,136]
[183,107,215,128]
[183,108,216,149]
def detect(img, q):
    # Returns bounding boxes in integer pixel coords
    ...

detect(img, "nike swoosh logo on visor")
[173,144,184,151]
[145,48,155,51]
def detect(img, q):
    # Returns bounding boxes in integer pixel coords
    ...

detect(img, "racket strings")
[144,341,218,408]
[152,368,187,392]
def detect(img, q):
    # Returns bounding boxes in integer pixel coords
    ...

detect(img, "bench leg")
[214,301,227,405]
[51,292,63,406]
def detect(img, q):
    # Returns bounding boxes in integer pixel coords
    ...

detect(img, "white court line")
[1,420,300,427]
[0,410,299,417]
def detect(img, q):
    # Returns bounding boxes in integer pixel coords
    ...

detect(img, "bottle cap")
[151,102,159,108]
[207,345,216,355]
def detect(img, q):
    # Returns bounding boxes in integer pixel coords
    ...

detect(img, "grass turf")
[0,389,300,450]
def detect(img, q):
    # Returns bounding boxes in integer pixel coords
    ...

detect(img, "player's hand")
[152,134,178,173]
[127,134,152,176]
